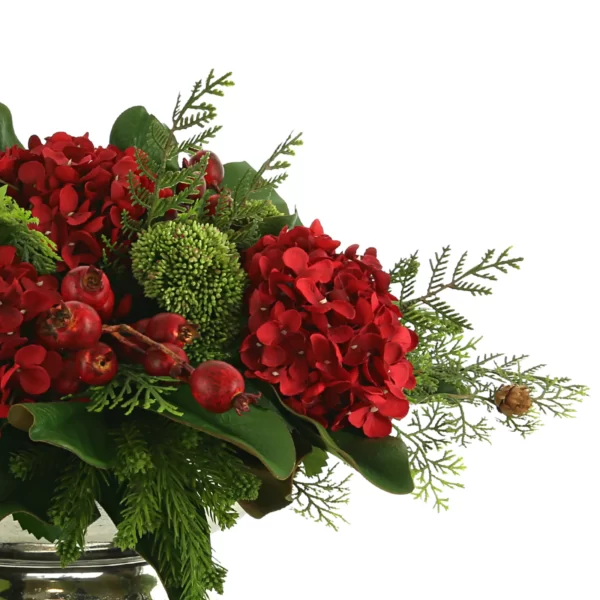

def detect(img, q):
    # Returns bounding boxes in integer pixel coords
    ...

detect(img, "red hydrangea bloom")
[0,133,165,270]
[1,344,62,396]
[0,246,60,360]
[240,220,418,438]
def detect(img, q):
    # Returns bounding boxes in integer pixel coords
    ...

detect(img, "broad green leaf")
[258,209,303,236]
[12,512,61,542]
[222,161,291,215]
[268,385,414,494]
[302,447,329,478]
[109,106,179,170]
[8,403,116,469]
[0,103,23,150]
[157,383,296,480]
[238,463,294,519]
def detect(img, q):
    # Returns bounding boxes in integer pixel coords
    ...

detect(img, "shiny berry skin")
[146,313,198,347]
[189,360,260,415]
[96,288,115,322]
[205,193,232,216]
[75,342,118,385]
[61,266,112,309]
[52,355,82,395]
[143,343,188,376]
[36,301,102,351]
[183,150,224,189]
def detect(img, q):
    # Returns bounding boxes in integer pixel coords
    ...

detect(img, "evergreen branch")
[390,252,420,304]
[85,364,181,416]
[251,132,303,192]
[291,463,351,531]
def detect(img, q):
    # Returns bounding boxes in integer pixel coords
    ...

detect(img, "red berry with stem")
[189,360,260,415]
[61,266,112,309]
[183,150,224,189]
[52,355,82,395]
[146,313,199,347]
[36,301,102,351]
[75,342,118,385]
[143,343,188,377]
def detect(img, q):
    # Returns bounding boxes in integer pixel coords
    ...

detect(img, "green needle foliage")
[0,185,59,273]
[391,246,588,510]
[131,220,247,363]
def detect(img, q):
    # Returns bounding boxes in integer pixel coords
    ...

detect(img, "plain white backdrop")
[3,1,599,599]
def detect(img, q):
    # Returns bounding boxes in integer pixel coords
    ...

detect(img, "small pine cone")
[495,385,532,417]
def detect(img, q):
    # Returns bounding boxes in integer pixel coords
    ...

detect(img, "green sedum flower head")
[131,220,247,363]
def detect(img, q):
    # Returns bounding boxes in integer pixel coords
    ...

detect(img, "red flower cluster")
[241,220,418,438]
[0,133,151,269]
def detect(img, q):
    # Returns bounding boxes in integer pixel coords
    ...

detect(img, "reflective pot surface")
[0,543,167,600]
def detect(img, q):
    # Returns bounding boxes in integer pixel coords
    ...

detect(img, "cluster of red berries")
[241,220,419,438]
[1,246,257,418]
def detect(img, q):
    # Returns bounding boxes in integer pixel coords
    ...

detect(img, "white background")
[3,1,599,599]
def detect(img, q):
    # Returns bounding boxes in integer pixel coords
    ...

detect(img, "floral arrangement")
[0,71,588,599]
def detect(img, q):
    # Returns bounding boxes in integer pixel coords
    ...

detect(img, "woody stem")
[102,324,193,375]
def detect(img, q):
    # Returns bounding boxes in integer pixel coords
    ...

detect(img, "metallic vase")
[0,517,167,600]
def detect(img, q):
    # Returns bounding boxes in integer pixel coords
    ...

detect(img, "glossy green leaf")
[268,385,414,494]
[109,106,179,170]
[302,447,329,478]
[157,383,296,480]
[12,512,61,542]
[259,209,303,236]
[8,403,116,469]
[238,463,294,519]
[0,103,23,150]
[222,161,291,215]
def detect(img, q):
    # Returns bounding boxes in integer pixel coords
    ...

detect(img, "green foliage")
[0,102,23,150]
[131,220,247,362]
[302,447,329,478]
[108,416,258,600]
[158,382,297,481]
[7,403,117,469]
[391,246,589,509]
[48,456,104,566]
[86,364,181,416]
[0,186,59,274]
[292,462,351,531]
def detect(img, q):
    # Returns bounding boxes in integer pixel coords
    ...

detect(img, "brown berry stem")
[102,324,194,375]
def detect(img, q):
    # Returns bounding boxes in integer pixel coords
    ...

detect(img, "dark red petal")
[261,345,287,367]
[383,342,403,365]
[54,165,79,183]
[59,184,79,214]
[41,350,63,379]
[1,364,19,389]
[363,411,392,438]
[376,394,409,420]
[330,300,356,319]
[18,366,51,395]
[283,247,309,274]
[66,211,93,226]
[296,278,326,305]
[0,305,24,333]
[347,405,370,428]
[256,321,282,346]
[0,245,16,268]
[15,344,47,367]
[278,309,302,332]
[329,325,354,344]
[310,220,324,236]
[18,161,45,186]
[20,289,61,319]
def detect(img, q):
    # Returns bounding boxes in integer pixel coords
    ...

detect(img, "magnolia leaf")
[302,447,329,478]
[12,512,62,542]
[267,384,414,494]
[109,106,179,170]
[258,209,303,236]
[156,382,296,480]
[238,463,295,519]
[8,403,117,469]
[0,103,23,151]
[222,161,290,215]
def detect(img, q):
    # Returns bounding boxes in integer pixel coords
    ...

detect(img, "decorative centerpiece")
[0,71,588,600]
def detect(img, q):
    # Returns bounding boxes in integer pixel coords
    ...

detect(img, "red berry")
[52,355,82,395]
[75,342,118,385]
[36,301,102,351]
[146,313,198,347]
[184,150,224,189]
[143,343,188,376]
[61,266,112,309]
[133,318,150,334]
[205,193,232,216]
[96,288,115,322]
[176,177,207,200]
[189,360,260,415]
